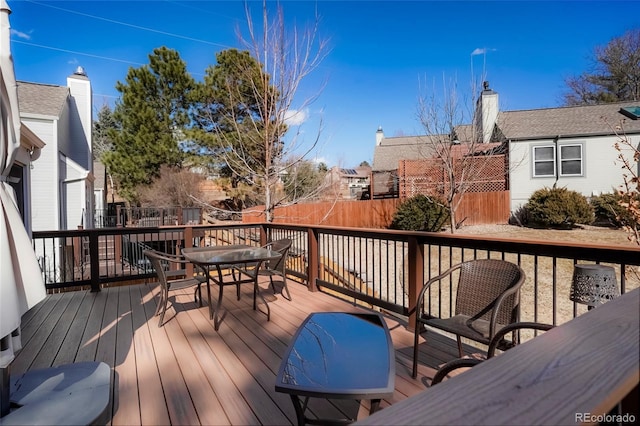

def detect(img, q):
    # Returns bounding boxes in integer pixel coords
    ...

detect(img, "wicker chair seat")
[422,315,506,344]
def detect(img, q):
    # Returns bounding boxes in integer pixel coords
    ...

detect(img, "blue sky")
[7,0,640,167]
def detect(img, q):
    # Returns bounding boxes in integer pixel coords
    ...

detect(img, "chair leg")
[194,285,203,307]
[456,336,463,357]
[280,275,292,301]
[157,289,168,328]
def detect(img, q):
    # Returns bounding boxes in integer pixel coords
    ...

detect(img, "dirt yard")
[426,223,639,332]
[455,223,637,247]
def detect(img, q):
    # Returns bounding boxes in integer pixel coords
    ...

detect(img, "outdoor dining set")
[143,241,596,425]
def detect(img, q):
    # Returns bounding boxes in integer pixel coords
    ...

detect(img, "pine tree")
[103,47,195,202]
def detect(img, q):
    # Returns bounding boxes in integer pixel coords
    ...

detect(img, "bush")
[390,194,450,232]
[590,192,632,227]
[509,205,530,227]
[526,187,594,228]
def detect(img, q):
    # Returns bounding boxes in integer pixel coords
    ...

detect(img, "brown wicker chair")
[430,322,554,385]
[412,259,525,378]
[144,249,206,327]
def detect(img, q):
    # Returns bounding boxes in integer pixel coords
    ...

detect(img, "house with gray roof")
[17,67,94,232]
[372,84,640,214]
[501,101,640,210]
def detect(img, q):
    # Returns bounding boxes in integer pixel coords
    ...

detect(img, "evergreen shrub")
[390,194,450,232]
[526,187,594,228]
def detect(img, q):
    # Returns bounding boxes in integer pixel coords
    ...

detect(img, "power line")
[25,0,232,49]
[13,40,147,66]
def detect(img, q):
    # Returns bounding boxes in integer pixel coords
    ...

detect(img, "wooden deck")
[12,279,466,425]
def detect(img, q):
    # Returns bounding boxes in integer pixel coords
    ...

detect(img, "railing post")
[116,205,122,227]
[260,224,268,246]
[407,235,424,331]
[184,226,194,276]
[89,230,100,292]
[307,227,319,292]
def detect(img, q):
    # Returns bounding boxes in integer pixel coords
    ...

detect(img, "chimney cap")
[74,66,87,76]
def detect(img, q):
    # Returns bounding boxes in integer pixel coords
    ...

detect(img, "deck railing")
[33,223,640,331]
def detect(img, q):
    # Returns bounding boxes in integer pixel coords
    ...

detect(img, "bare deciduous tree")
[610,120,640,244]
[211,1,330,222]
[416,78,507,233]
[137,166,204,208]
[563,28,640,106]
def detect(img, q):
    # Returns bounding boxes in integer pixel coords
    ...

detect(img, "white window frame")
[558,143,584,177]
[532,145,556,177]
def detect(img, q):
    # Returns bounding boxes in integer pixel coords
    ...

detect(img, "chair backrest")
[454,259,524,324]
[144,249,169,288]
[264,238,292,272]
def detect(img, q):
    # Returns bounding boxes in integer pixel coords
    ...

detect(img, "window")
[533,145,555,177]
[559,144,583,176]
[533,143,584,178]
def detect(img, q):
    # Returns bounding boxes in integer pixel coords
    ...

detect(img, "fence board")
[243,192,510,228]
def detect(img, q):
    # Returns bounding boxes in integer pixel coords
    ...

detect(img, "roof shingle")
[17,81,69,118]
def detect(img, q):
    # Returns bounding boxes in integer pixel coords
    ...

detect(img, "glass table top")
[182,246,279,265]
[275,312,395,398]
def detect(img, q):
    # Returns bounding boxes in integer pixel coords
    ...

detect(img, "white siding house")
[17,67,94,232]
[372,84,640,215]
[8,124,45,237]
[502,102,640,211]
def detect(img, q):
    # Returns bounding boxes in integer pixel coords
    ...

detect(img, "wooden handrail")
[356,289,640,425]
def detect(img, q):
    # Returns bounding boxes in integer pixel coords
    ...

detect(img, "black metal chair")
[144,249,206,327]
[412,259,525,378]
[431,322,555,385]
[258,238,293,300]
[231,238,293,300]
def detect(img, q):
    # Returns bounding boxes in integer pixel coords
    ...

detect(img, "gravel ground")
[454,223,636,247]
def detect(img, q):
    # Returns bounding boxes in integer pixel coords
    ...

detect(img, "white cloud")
[284,108,308,126]
[471,47,496,56]
[10,29,31,40]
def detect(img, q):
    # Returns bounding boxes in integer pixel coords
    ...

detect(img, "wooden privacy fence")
[242,199,401,228]
[242,191,510,228]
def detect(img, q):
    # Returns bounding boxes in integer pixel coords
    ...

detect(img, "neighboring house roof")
[372,135,441,171]
[17,81,69,118]
[499,101,640,140]
[339,165,371,179]
[373,100,640,171]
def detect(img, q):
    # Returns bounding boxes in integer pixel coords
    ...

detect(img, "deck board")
[12,279,467,425]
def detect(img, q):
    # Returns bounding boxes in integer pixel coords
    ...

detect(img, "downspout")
[554,135,560,187]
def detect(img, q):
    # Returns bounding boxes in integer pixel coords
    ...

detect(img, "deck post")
[307,227,319,291]
[89,230,100,292]
[407,235,424,331]
[184,226,194,276]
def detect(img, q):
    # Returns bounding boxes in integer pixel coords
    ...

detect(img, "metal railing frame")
[33,223,640,330]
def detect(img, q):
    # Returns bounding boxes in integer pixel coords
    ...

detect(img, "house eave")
[507,129,640,142]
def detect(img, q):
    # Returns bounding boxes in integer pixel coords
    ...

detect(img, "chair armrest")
[431,358,484,386]
[487,322,554,358]
[416,263,464,317]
